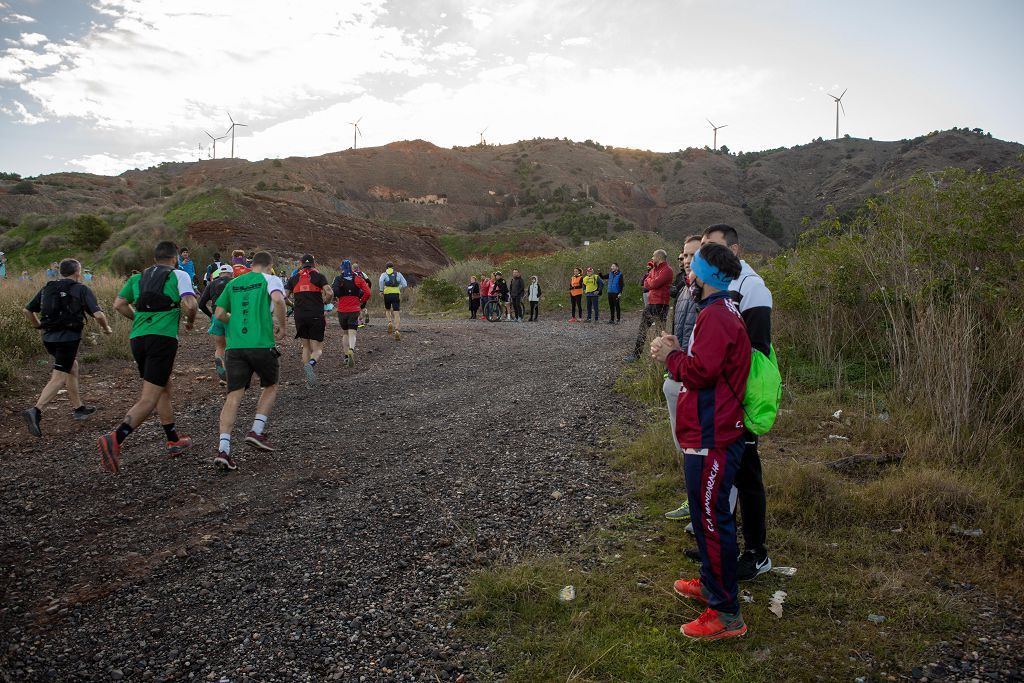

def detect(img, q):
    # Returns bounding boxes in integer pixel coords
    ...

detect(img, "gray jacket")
[673,294,698,352]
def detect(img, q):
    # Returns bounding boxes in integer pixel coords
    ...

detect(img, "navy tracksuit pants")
[684,437,745,615]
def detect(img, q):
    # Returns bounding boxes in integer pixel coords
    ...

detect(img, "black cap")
[386,261,394,268]
[301,254,315,266]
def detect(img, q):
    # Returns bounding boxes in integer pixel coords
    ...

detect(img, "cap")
[218,264,234,276]
[301,254,315,267]
[385,261,394,268]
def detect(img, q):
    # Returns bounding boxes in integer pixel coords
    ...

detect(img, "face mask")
[688,280,703,304]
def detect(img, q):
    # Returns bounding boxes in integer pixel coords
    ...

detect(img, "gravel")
[0,315,637,681]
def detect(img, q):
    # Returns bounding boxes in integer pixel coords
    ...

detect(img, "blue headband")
[690,249,734,291]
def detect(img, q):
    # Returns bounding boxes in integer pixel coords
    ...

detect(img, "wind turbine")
[204,130,228,159]
[828,88,847,139]
[477,126,488,145]
[707,119,728,151]
[348,116,363,149]
[224,112,248,158]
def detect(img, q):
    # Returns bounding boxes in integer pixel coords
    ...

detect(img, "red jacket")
[480,279,493,297]
[332,275,371,313]
[666,292,751,449]
[643,261,674,305]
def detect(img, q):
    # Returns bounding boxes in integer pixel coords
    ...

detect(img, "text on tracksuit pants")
[684,438,745,615]
[586,294,600,319]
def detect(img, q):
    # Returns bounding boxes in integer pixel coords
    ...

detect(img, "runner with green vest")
[97,240,198,474]
[378,261,408,340]
[213,250,287,471]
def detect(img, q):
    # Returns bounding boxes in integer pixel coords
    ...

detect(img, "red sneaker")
[568,318,578,323]
[681,608,747,640]
[245,431,276,452]
[97,431,121,474]
[214,451,237,471]
[673,578,708,604]
[167,435,193,457]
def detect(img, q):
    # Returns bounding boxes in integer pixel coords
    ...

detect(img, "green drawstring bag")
[743,345,782,435]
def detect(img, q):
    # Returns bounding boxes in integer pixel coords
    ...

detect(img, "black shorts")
[337,311,359,330]
[383,294,401,311]
[225,348,280,392]
[360,301,367,310]
[130,335,179,388]
[294,315,326,342]
[43,339,81,373]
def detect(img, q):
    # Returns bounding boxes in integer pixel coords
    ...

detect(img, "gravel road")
[1,314,637,681]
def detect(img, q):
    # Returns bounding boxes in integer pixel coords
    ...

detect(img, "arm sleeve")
[215,285,231,313]
[314,272,329,288]
[25,290,43,312]
[264,275,285,296]
[668,313,729,389]
[118,276,136,303]
[741,307,772,356]
[400,273,409,289]
[358,277,371,303]
[82,287,102,314]
[174,270,196,298]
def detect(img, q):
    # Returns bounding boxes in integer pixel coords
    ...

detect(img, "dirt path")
[1,314,638,681]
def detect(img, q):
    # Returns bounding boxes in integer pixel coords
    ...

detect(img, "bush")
[9,180,36,195]
[39,234,68,251]
[419,276,464,309]
[0,234,25,252]
[256,180,268,191]
[70,214,112,249]
[0,171,21,181]
[110,244,145,274]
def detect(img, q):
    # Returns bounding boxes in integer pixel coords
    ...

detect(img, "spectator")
[568,267,584,322]
[467,275,481,319]
[628,249,673,361]
[583,266,602,321]
[479,273,493,316]
[509,269,525,322]
[0,251,7,279]
[527,276,543,321]
[599,263,624,324]
[492,271,510,321]
[45,262,59,281]
[650,241,750,640]
[178,248,196,285]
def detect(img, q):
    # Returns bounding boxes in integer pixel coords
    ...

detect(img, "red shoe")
[97,431,121,474]
[245,431,276,452]
[673,578,708,604]
[681,608,747,640]
[167,435,193,457]
[568,318,578,323]
[214,451,237,471]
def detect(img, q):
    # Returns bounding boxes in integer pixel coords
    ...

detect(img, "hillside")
[1,129,1021,271]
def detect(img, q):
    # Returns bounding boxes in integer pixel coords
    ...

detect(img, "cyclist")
[378,261,408,340]
[492,271,510,321]
[22,258,113,437]
[97,241,197,474]
[285,254,332,387]
[332,259,371,366]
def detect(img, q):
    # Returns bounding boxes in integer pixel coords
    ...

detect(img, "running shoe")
[305,362,316,387]
[568,318,578,323]
[358,323,366,329]
[345,349,355,367]
[215,356,226,381]
[387,322,394,335]
[664,502,691,521]
[736,548,772,581]
[684,548,702,562]
[73,405,98,420]
[673,578,709,604]
[22,407,42,437]
[394,331,401,341]
[214,451,237,471]
[97,431,121,474]
[167,435,193,457]
[245,431,276,452]
[681,608,747,640]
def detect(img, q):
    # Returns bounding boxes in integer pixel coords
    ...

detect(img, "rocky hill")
[1,129,1021,272]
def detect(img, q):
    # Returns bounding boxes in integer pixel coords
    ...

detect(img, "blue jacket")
[600,270,624,295]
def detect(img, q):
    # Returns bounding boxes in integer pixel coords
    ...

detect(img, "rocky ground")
[1,312,637,682]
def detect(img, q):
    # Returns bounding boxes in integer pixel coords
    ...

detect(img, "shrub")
[9,180,36,195]
[0,235,25,252]
[0,171,21,181]
[256,180,268,191]
[110,244,145,274]
[419,276,464,309]
[70,214,112,249]
[39,234,68,251]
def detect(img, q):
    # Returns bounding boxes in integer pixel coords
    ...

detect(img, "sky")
[1,0,1022,177]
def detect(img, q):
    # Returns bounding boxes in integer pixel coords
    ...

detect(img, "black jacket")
[198,275,231,318]
[509,276,525,298]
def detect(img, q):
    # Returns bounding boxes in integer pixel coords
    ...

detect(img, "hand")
[274,324,285,340]
[650,333,681,364]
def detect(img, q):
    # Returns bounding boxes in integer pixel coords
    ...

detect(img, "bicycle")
[483,297,503,322]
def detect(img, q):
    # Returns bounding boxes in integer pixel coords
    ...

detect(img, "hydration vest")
[292,268,322,294]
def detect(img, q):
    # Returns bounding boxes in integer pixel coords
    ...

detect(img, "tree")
[70,214,112,249]
[10,180,36,195]
[719,145,730,155]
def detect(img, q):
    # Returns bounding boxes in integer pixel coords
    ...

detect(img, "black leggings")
[608,293,621,321]
[735,432,768,552]
[571,294,583,319]
[529,301,539,320]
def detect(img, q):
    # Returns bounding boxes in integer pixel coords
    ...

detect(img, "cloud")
[560,36,591,47]
[0,100,45,124]
[18,32,47,47]
[3,13,35,23]
[68,149,195,175]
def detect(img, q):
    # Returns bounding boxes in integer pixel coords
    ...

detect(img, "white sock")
[252,414,268,435]
[219,433,231,455]
[348,332,357,350]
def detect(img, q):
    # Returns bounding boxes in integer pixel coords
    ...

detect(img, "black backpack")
[135,265,178,312]
[40,280,85,332]
[386,271,399,288]
[335,277,362,298]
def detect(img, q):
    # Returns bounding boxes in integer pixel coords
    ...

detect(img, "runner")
[213,250,287,471]
[352,262,372,328]
[378,261,408,340]
[202,252,223,286]
[97,241,197,474]
[285,254,332,387]
[332,259,372,366]
[197,263,235,382]
[22,258,113,437]
[230,249,250,277]
[650,241,750,640]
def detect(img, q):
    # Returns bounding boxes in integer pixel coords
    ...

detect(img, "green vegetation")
[459,168,1024,681]
[163,188,241,232]
[70,214,112,249]
[9,180,37,195]
[438,230,548,261]
[0,171,21,181]
[743,203,784,240]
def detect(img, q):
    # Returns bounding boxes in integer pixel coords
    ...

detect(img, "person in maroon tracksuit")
[651,242,751,640]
